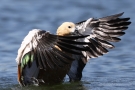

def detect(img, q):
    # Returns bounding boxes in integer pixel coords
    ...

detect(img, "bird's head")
[56,22,77,36]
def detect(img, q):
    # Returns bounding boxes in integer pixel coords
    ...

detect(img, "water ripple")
[0,0,135,90]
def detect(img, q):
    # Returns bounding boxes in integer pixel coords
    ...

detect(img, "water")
[0,0,135,90]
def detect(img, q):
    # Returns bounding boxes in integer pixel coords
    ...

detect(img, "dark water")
[0,0,135,90]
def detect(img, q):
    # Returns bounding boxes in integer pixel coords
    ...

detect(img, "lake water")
[0,0,135,90]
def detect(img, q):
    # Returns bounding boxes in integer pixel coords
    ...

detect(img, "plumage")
[16,29,89,86]
[74,12,131,61]
[16,12,131,86]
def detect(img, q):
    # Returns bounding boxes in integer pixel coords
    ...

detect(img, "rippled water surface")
[0,0,135,90]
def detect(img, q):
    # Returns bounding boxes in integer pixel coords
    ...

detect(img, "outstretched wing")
[75,12,131,61]
[16,29,89,70]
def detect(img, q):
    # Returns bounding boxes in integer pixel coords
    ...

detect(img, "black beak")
[72,30,82,36]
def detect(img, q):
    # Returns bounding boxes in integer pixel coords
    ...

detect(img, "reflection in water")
[12,77,135,90]
[12,81,89,90]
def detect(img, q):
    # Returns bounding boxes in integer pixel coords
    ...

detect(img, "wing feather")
[16,29,89,70]
[76,12,131,61]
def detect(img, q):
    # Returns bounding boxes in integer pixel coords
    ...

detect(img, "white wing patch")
[76,18,93,34]
[16,29,41,64]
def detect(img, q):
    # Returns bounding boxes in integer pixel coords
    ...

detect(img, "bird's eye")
[68,26,72,28]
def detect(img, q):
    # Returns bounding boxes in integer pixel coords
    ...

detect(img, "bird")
[16,12,131,86]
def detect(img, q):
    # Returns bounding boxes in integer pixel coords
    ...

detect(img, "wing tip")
[99,12,125,21]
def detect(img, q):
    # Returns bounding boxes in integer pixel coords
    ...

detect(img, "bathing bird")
[16,12,131,86]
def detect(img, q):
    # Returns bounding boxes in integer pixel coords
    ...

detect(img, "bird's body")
[16,12,131,86]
